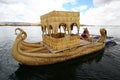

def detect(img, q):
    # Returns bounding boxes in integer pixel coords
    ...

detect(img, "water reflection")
[9,49,104,80]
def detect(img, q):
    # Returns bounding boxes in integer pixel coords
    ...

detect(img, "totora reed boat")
[11,11,107,66]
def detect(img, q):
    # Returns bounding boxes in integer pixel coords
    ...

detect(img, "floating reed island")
[11,11,107,66]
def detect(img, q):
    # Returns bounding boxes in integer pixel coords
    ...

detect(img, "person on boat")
[80,28,90,40]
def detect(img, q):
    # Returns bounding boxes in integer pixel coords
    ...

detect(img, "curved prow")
[12,28,27,53]
[97,28,107,43]
[15,28,27,40]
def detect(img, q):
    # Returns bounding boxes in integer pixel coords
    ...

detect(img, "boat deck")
[40,40,92,54]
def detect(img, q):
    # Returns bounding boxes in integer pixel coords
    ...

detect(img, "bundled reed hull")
[11,28,106,66]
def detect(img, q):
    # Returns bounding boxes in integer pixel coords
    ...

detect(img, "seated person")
[80,28,90,40]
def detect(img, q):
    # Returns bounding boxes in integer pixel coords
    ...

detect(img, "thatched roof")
[40,11,80,34]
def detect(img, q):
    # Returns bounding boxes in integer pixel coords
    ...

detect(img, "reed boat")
[11,28,107,66]
[11,11,107,66]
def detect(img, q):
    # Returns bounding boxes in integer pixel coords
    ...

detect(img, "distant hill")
[1,22,118,27]
[0,22,91,26]
[0,22,41,26]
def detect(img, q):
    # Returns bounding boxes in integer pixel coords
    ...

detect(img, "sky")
[0,0,120,25]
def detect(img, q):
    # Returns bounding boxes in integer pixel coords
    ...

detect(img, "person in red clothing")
[80,28,90,40]
[81,31,88,39]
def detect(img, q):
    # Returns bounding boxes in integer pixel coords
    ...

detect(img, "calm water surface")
[0,26,120,80]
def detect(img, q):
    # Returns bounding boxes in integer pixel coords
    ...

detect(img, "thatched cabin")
[40,11,80,50]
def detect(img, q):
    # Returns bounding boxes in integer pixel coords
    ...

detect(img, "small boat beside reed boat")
[11,28,107,66]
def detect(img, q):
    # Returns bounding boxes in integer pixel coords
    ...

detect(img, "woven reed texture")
[42,33,80,50]
[40,11,80,34]
[12,28,106,65]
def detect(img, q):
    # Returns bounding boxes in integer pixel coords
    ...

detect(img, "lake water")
[0,26,120,80]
